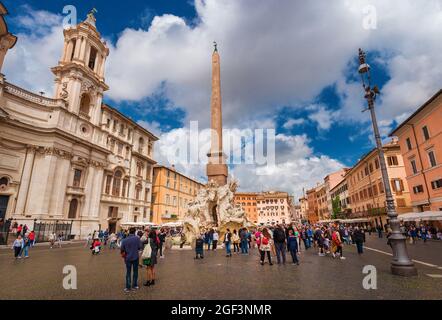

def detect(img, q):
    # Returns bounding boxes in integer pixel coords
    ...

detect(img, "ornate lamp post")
[357,48,417,276]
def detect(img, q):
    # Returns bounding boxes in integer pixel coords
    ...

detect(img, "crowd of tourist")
[5,218,442,293]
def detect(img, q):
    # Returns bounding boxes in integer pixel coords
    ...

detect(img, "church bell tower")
[51,9,109,126]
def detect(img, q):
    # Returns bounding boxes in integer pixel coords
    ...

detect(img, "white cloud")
[153,126,343,199]
[283,118,305,130]
[3,5,64,95]
[306,105,340,131]
[3,1,442,198]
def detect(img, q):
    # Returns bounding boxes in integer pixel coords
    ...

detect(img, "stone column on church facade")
[14,146,36,215]
[48,157,70,216]
[81,164,95,218]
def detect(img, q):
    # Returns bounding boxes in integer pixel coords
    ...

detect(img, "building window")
[88,46,98,70]
[138,137,144,153]
[387,156,398,166]
[122,180,128,198]
[117,143,123,156]
[145,165,151,181]
[79,94,90,116]
[144,188,150,201]
[373,184,378,196]
[68,199,78,219]
[410,159,418,174]
[73,169,82,187]
[166,194,170,205]
[422,126,430,141]
[70,39,76,61]
[391,179,404,192]
[135,184,142,200]
[112,170,122,196]
[105,175,112,194]
[413,185,424,194]
[379,182,384,194]
[406,138,412,151]
[137,162,142,176]
[428,150,437,167]
[431,179,442,190]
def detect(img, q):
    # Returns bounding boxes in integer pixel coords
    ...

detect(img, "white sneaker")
[332,253,336,258]
[340,256,346,260]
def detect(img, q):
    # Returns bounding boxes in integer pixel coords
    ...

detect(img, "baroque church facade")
[0,10,158,237]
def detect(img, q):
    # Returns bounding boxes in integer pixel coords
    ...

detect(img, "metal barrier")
[34,220,73,242]
[0,219,11,245]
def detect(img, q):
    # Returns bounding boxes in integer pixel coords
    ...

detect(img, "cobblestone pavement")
[1,235,441,300]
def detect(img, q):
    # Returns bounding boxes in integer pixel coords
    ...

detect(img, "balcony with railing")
[66,185,85,196]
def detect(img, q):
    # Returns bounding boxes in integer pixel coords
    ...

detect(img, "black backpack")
[274,229,286,242]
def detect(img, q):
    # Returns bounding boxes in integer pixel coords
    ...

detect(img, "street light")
[357,48,417,276]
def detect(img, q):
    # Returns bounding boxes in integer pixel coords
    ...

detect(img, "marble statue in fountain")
[183,179,251,245]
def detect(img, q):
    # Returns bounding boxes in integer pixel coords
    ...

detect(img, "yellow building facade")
[151,165,204,224]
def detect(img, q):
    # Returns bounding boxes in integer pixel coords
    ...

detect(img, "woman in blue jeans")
[224,229,232,257]
[353,227,365,254]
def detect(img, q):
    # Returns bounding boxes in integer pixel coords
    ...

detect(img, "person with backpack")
[195,234,204,259]
[353,226,365,254]
[16,224,23,237]
[332,228,345,259]
[287,230,299,265]
[121,227,142,292]
[259,228,274,265]
[273,225,287,264]
[315,227,325,256]
[141,228,159,287]
[240,228,249,254]
[22,234,31,258]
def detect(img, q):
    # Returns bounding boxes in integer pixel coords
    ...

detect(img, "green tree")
[332,195,341,219]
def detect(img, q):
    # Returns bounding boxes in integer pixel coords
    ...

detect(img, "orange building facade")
[151,165,204,224]
[306,188,318,223]
[233,192,258,224]
[346,139,412,227]
[390,90,442,213]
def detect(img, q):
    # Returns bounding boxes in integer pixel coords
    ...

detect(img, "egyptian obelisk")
[206,42,228,186]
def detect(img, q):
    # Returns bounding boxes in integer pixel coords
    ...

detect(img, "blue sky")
[3,0,441,197]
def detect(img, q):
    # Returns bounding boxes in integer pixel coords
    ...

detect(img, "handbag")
[141,242,152,259]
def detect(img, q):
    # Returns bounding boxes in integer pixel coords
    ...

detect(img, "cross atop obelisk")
[206,42,228,186]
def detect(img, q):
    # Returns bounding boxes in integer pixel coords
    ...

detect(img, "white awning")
[161,221,184,227]
[120,222,157,227]
[318,219,341,223]
[340,218,371,224]
[398,211,442,222]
